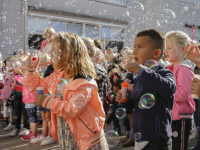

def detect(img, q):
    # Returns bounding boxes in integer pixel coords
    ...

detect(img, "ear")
[153,49,162,58]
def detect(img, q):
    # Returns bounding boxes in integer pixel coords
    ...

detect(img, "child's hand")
[186,44,200,68]
[115,90,122,103]
[25,55,37,72]
[11,83,16,89]
[126,62,144,74]
[35,94,47,106]
[191,77,200,98]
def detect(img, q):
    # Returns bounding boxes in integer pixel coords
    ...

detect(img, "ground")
[0,118,197,150]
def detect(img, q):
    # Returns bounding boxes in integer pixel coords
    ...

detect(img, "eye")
[138,46,142,49]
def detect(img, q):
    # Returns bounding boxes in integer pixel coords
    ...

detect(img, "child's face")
[123,54,133,66]
[113,86,120,95]
[165,39,183,64]
[106,50,113,56]
[133,36,157,65]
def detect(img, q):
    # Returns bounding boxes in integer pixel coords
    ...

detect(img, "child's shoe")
[41,136,53,146]
[18,128,29,136]
[4,123,14,131]
[9,128,20,136]
[30,135,45,144]
[21,131,37,141]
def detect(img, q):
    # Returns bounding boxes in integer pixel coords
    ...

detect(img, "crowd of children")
[1,27,200,150]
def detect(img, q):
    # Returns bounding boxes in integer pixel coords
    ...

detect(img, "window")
[101,26,112,39]
[51,20,65,32]
[28,17,49,34]
[94,0,126,6]
[66,22,82,36]
[85,24,99,38]
[112,28,124,40]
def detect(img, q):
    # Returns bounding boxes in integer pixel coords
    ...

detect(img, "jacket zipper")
[79,118,97,134]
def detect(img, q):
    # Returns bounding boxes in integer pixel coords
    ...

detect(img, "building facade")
[0,0,200,59]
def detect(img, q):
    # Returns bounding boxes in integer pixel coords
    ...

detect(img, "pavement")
[0,118,198,150]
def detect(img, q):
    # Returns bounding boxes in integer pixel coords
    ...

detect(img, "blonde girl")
[165,31,195,150]
[24,32,108,150]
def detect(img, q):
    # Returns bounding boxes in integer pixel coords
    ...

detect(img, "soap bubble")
[138,93,155,109]
[71,94,87,108]
[126,1,144,19]
[52,56,60,64]
[53,49,62,57]
[144,59,158,71]
[156,9,175,27]
[115,108,127,119]
[48,78,68,98]
[134,132,142,141]
[105,130,120,147]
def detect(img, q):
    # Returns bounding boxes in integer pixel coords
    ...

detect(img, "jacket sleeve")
[14,85,23,92]
[43,85,95,118]
[141,68,176,98]
[24,72,55,94]
[174,66,194,102]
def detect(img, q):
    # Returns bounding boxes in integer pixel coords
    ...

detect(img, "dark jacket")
[116,72,137,85]
[124,61,176,142]
[93,63,107,102]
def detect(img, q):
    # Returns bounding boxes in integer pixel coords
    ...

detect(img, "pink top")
[169,61,195,120]
[0,74,12,100]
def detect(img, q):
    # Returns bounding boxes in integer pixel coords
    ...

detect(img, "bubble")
[134,132,142,141]
[138,93,155,109]
[53,49,62,57]
[115,108,127,119]
[1,16,6,22]
[126,1,144,19]
[156,9,175,27]
[48,78,68,98]
[52,56,61,64]
[71,94,87,108]
[27,117,36,123]
[105,130,120,147]
[144,59,158,71]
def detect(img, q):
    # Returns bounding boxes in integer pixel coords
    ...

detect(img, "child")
[83,38,107,104]
[31,52,54,145]
[40,27,56,54]
[105,77,130,138]
[13,69,39,141]
[9,67,29,137]
[116,29,176,150]
[165,31,195,150]
[184,42,200,150]
[24,32,108,150]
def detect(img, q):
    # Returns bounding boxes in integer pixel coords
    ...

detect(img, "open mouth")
[133,57,138,62]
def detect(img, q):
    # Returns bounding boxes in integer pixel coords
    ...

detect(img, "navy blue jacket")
[124,62,176,142]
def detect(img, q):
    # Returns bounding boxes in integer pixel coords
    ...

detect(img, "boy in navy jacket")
[116,29,176,150]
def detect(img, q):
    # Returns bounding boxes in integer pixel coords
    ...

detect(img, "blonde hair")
[52,32,96,78]
[166,31,191,60]
[82,38,97,58]
[43,27,56,36]
[95,48,105,60]
[123,49,133,58]
[166,31,191,47]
